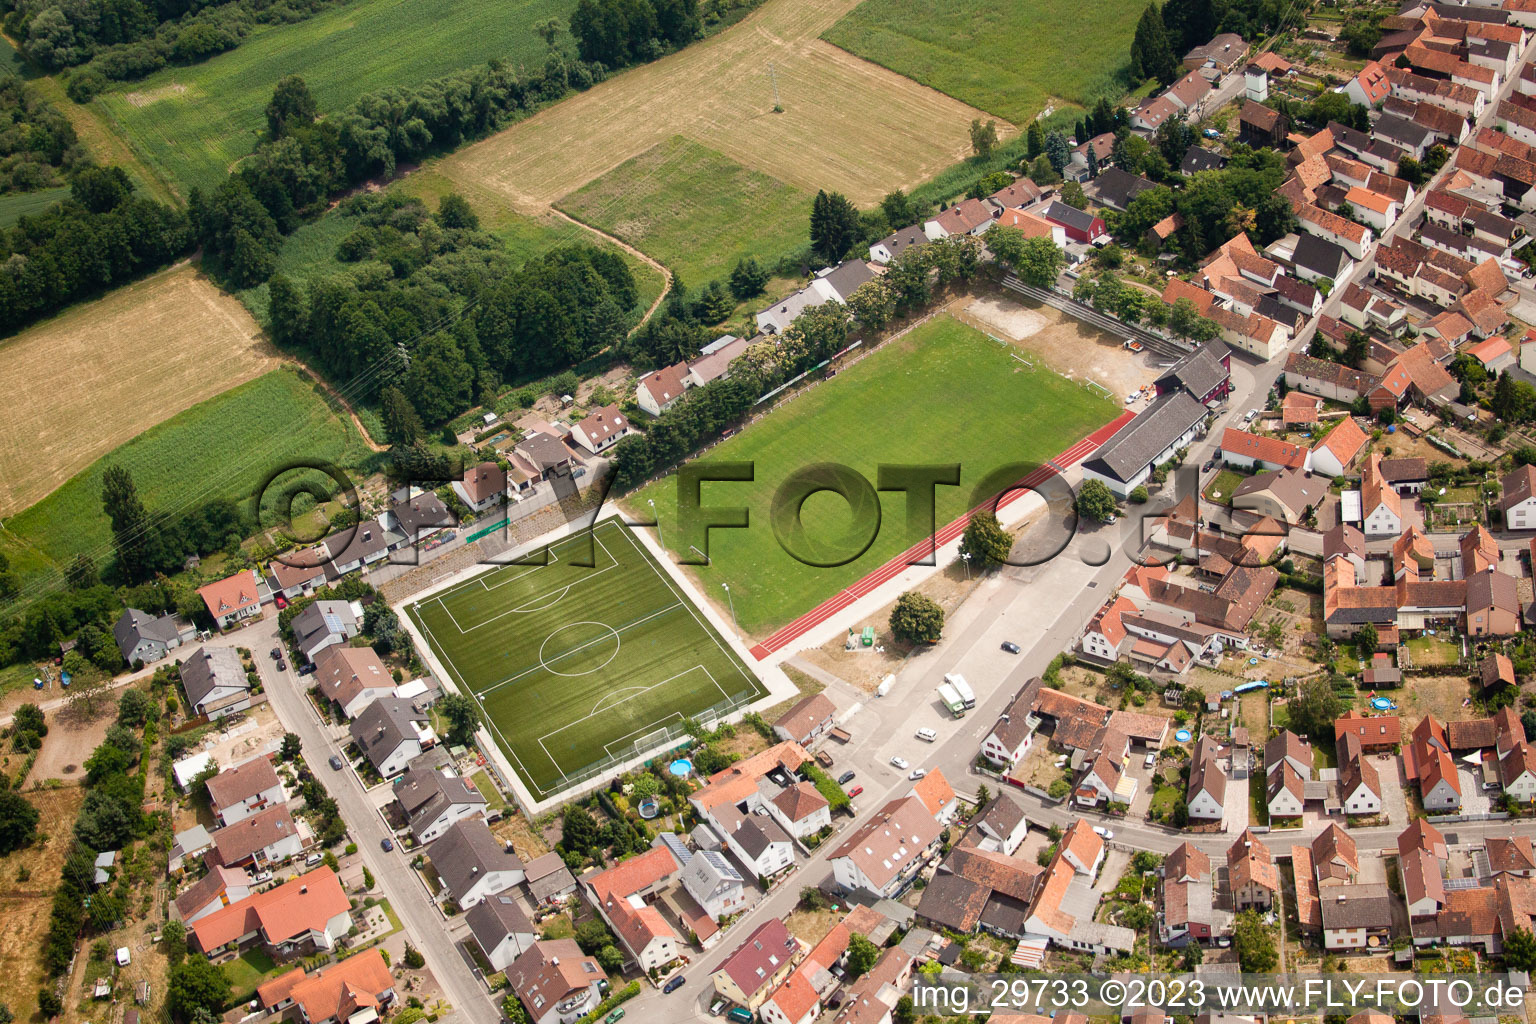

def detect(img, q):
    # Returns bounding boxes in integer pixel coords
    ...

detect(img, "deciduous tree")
[889,592,944,645]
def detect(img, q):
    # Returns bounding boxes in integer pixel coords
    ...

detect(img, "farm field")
[0,786,86,1023]
[556,137,813,286]
[0,262,276,517]
[238,168,667,324]
[0,186,70,229]
[405,520,766,799]
[629,315,1117,635]
[95,0,573,197]
[436,0,1001,213]
[0,367,368,586]
[822,0,1141,124]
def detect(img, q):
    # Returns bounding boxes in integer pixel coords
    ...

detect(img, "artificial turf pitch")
[405,519,765,798]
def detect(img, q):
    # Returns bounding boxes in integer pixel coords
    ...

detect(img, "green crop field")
[405,519,765,798]
[555,136,813,287]
[0,367,370,584]
[821,0,1140,124]
[630,316,1117,635]
[0,187,70,230]
[96,0,573,197]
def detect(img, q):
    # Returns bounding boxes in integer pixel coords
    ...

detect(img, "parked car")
[908,768,927,780]
[276,660,287,672]
[1144,753,1156,769]
[274,594,288,609]
[298,662,317,676]
[848,786,863,799]
[1092,826,1113,840]
[1001,641,1020,653]
[709,998,727,1017]
[889,756,909,770]
[606,1010,626,1024]
[269,648,281,660]
[329,755,344,771]
[380,838,394,852]
[916,727,937,742]
[662,976,686,995]
[838,770,856,785]
[1244,408,1258,423]
[726,1009,753,1024]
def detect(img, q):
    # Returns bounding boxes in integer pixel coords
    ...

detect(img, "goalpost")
[632,724,678,759]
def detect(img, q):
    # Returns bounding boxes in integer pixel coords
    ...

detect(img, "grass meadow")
[405,520,764,797]
[0,367,369,585]
[556,136,813,287]
[821,0,1141,124]
[96,0,574,197]
[630,316,1117,635]
[0,187,70,229]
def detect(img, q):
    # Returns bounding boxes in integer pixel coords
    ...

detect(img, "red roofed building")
[911,769,958,823]
[1080,595,1136,662]
[570,404,633,454]
[191,868,351,957]
[636,362,692,417]
[1219,427,1309,471]
[258,950,395,1024]
[505,940,606,1024]
[199,569,263,630]
[712,919,801,1010]
[1335,709,1401,752]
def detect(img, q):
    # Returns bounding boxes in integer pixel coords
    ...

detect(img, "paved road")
[244,615,497,1024]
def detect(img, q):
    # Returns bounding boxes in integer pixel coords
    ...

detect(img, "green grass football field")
[630,315,1117,635]
[405,519,765,798]
[821,0,1141,125]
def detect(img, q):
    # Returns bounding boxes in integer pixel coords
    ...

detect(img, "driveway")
[1456,766,1493,815]
[1373,753,1409,826]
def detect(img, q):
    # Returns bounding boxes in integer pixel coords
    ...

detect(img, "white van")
[915,727,937,742]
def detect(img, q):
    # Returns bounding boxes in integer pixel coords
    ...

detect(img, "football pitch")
[404,520,766,799]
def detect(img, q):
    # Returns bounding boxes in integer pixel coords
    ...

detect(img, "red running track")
[747,409,1136,660]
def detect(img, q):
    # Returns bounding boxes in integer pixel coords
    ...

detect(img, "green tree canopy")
[889,592,944,645]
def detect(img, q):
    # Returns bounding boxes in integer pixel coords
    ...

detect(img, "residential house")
[1232,467,1329,525]
[1290,233,1356,284]
[1041,202,1108,244]
[767,782,832,841]
[1238,100,1287,148]
[313,645,394,720]
[453,462,506,515]
[113,608,190,666]
[505,940,605,1024]
[180,646,254,720]
[1487,836,1536,877]
[1320,883,1394,950]
[967,795,1029,856]
[868,226,929,265]
[1334,710,1401,753]
[1184,33,1248,77]
[267,557,329,603]
[199,570,263,630]
[1228,830,1278,909]
[1284,352,1377,404]
[686,335,750,388]
[584,845,683,972]
[1405,716,1461,810]
[349,698,435,778]
[829,796,943,899]
[172,864,252,925]
[393,762,487,843]
[1341,61,1391,106]
[1219,428,1309,471]
[1400,819,1448,918]
[636,362,691,417]
[1338,732,1384,814]
[190,868,350,956]
[570,405,632,455]
[1187,738,1228,822]
[1160,842,1223,946]
[680,849,748,921]
[430,818,525,910]
[1502,464,1536,529]
[207,756,284,827]
[211,804,304,869]
[1361,454,1404,538]
[772,693,837,746]
[712,919,800,1011]
[911,770,959,825]
[923,198,996,240]
[384,489,455,548]
[1313,824,1359,886]
[258,949,395,1024]
[1309,417,1370,478]
[1093,167,1159,211]
[523,852,578,908]
[289,600,362,663]
[464,892,538,971]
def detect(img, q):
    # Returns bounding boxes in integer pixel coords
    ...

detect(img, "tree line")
[568,0,700,69]
[0,165,192,335]
[1127,0,1305,90]
[0,76,89,193]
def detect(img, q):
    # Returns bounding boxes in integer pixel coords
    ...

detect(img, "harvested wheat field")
[438,0,1006,211]
[0,263,274,516]
[0,786,86,1021]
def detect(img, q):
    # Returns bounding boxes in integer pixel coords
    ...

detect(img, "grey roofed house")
[113,608,187,665]
[349,697,430,774]
[1317,882,1394,931]
[1374,113,1433,151]
[391,491,455,536]
[1043,201,1100,234]
[1080,391,1210,485]
[1427,1,1507,21]
[322,519,388,576]
[970,794,1027,847]
[1156,342,1230,403]
[169,824,213,873]
[756,284,831,335]
[179,646,250,713]
[1233,467,1330,520]
[731,814,791,861]
[393,762,486,839]
[817,259,875,302]
[872,226,929,263]
[430,819,524,901]
[1092,167,1158,211]
[1256,296,1304,331]
[465,891,535,956]
[1291,233,1353,280]
[289,600,360,661]
[514,432,574,475]
[523,851,577,905]
[1181,146,1227,175]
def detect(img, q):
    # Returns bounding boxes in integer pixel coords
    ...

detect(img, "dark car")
[270,648,281,660]
[662,976,686,995]
[1001,641,1020,654]
[380,838,394,852]
[328,755,343,771]
[837,771,855,785]
[276,660,287,672]
[297,662,317,676]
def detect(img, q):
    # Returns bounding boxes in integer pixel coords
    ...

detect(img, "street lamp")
[961,552,971,581]
[723,583,737,625]
[647,498,663,547]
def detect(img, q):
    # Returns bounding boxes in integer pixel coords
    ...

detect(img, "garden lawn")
[821,0,1140,124]
[1204,469,1244,504]
[629,315,1117,635]
[555,136,813,287]
[96,0,574,197]
[0,367,370,583]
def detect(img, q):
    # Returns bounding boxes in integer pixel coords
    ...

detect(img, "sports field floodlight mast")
[961,551,971,581]
[722,583,736,626]
[647,498,662,547]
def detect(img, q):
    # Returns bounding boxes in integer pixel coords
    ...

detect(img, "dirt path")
[283,359,387,452]
[547,207,674,335]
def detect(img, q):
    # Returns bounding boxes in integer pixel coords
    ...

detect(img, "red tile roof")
[192,868,348,952]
